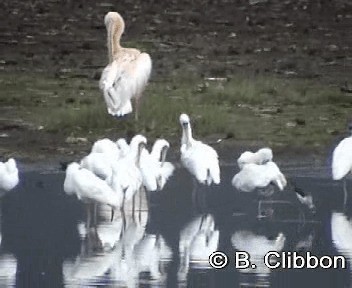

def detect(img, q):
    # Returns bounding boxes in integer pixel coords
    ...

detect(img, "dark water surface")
[0,166,351,288]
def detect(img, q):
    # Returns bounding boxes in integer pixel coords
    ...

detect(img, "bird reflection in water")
[64,199,172,287]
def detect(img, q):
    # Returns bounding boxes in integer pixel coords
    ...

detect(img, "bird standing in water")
[99,12,152,120]
[332,123,352,208]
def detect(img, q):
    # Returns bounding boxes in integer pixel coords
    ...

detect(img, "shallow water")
[0,166,351,288]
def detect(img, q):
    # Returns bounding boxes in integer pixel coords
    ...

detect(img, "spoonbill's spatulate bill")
[99,12,152,120]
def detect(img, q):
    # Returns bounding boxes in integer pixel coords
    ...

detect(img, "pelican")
[232,161,287,194]
[0,158,19,197]
[179,114,220,186]
[140,139,175,192]
[110,135,146,218]
[99,11,152,120]
[64,162,123,229]
[332,123,352,208]
[237,147,273,169]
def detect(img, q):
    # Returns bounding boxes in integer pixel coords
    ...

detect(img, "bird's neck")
[107,22,123,63]
[182,126,193,147]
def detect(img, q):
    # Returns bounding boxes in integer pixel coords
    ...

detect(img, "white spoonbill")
[140,139,175,192]
[80,152,115,185]
[179,114,220,185]
[231,161,287,194]
[0,158,19,197]
[111,134,146,216]
[237,147,273,169]
[64,162,123,228]
[99,12,152,120]
[332,123,352,207]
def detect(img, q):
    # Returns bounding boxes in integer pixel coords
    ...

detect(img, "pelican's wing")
[332,137,352,180]
[100,52,151,117]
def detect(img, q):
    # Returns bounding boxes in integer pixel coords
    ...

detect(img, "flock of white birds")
[0,10,352,286]
[0,10,351,244]
[0,113,351,224]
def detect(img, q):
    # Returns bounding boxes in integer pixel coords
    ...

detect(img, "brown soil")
[0,0,351,167]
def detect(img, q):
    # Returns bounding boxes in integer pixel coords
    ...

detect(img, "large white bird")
[99,11,152,120]
[232,161,287,193]
[0,158,19,197]
[64,162,123,228]
[91,138,120,156]
[179,114,220,185]
[332,124,352,207]
[140,139,175,192]
[80,152,115,185]
[111,135,146,216]
[237,147,273,169]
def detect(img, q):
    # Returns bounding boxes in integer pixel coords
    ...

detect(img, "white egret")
[0,158,19,196]
[140,139,175,192]
[64,162,123,229]
[237,147,273,169]
[99,12,152,120]
[332,123,352,207]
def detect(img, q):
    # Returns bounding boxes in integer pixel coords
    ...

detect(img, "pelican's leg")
[134,96,141,121]
[343,179,348,210]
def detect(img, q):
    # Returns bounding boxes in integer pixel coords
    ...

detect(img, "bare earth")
[0,0,351,168]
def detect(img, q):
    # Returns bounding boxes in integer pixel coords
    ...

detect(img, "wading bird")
[232,161,287,194]
[179,114,220,205]
[0,158,19,197]
[140,139,175,192]
[110,135,147,219]
[332,123,352,208]
[64,162,123,229]
[99,12,152,120]
[237,147,273,169]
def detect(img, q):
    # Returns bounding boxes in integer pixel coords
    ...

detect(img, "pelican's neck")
[107,19,124,62]
[182,124,193,147]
